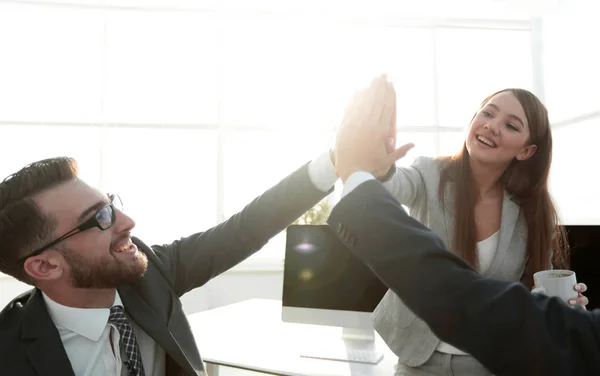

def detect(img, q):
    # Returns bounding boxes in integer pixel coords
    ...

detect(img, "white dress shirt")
[43,291,165,376]
[307,150,338,192]
[341,171,376,198]
[41,152,338,376]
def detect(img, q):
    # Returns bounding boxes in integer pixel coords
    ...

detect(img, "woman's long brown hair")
[438,88,568,288]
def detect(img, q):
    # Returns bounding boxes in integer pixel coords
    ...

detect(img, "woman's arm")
[379,156,431,208]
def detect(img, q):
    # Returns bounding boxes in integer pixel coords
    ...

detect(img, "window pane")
[221,15,434,130]
[439,130,467,157]
[550,119,600,224]
[437,28,533,127]
[223,129,333,218]
[543,15,600,123]
[0,4,104,122]
[394,131,439,168]
[222,129,332,259]
[104,12,219,124]
[0,125,102,186]
[102,128,218,245]
[252,232,287,260]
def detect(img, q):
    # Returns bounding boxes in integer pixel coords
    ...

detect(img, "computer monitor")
[282,224,388,364]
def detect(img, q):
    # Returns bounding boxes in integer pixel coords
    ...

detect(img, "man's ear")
[516,144,537,161]
[23,252,64,282]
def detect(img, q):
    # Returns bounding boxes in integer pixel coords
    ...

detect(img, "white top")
[477,230,501,275]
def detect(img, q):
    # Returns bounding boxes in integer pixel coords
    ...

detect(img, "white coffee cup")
[532,269,578,304]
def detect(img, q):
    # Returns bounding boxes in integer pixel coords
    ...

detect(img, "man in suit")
[0,146,339,375]
[328,75,600,376]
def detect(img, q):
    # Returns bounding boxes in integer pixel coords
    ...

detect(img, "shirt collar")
[42,291,123,342]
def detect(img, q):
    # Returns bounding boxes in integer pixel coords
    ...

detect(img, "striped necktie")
[108,305,146,376]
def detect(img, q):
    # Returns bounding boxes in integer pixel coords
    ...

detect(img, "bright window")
[550,118,600,225]
[101,128,219,244]
[436,28,533,127]
[0,1,538,268]
[103,11,219,124]
[543,14,600,124]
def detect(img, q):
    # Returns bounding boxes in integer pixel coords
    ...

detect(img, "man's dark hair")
[0,157,79,283]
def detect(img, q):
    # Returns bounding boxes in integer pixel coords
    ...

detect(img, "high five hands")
[332,75,414,181]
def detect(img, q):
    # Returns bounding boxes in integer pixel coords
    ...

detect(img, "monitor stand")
[299,327,384,364]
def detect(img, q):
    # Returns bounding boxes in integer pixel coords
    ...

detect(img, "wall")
[181,269,284,314]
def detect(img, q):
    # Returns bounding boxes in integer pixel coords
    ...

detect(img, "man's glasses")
[18,194,123,267]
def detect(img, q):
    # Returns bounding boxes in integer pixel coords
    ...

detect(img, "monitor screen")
[282,224,388,313]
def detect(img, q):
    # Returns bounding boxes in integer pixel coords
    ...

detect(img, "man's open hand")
[334,75,414,182]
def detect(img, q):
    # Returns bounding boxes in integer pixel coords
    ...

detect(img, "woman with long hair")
[372,88,588,375]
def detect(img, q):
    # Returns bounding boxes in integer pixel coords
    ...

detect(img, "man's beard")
[61,245,148,289]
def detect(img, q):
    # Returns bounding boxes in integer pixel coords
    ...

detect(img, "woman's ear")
[516,144,537,161]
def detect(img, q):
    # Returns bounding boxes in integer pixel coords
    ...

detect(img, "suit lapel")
[118,283,173,343]
[21,289,75,376]
[482,192,520,278]
[118,284,194,375]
